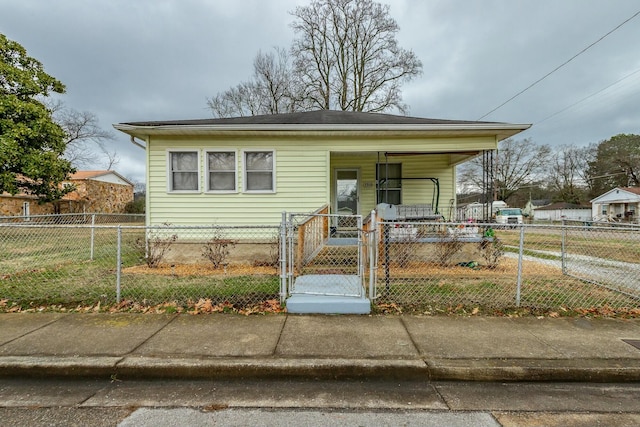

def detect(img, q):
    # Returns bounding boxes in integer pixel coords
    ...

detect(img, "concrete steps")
[286,274,371,314]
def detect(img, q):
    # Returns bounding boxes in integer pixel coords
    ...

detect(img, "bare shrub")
[433,232,463,265]
[478,236,504,269]
[136,227,178,268]
[202,231,237,269]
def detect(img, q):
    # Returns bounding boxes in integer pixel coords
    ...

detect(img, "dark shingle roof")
[122,110,500,127]
[536,202,590,210]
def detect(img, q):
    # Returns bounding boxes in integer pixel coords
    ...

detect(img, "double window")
[167,149,275,193]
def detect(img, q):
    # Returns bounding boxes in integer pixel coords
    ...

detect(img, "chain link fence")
[1,216,639,314]
[0,213,144,225]
[0,221,280,311]
[375,221,640,313]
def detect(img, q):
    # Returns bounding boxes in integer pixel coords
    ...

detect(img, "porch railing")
[295,205,330,267]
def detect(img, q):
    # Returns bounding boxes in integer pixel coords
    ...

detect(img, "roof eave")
[113,122,531,141]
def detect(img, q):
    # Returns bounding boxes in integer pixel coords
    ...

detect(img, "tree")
[546,144,591,204]
[50,101,119,169]
[207,48,304,117]
[0,34,74,201]
[290,0,422,113]
[208,0,422,117]
[457,138,551,205]
[586,134,640,198]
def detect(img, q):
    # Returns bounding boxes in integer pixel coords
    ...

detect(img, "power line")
[477,9,640,120]
[535,67,640,125]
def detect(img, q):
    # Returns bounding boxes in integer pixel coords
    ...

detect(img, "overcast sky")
[2,0,639,184]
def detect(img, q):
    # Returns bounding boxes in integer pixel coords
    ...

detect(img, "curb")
[2,356,640,382]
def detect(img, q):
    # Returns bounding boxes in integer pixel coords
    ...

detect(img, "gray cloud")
[2,0,639,183]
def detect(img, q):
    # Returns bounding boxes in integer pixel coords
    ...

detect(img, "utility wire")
[535,67,640,125]
[477,9,640,120]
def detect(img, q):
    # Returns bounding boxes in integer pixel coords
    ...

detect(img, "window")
[376,163,401,204]
[206,151,236,192]
[244,150,275,192]
[168,151,199,192]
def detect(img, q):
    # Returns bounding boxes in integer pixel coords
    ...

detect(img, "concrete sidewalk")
[1,313,640,382]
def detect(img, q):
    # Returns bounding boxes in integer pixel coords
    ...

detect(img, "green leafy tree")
[586,134,640,198]
[0,34,74,201]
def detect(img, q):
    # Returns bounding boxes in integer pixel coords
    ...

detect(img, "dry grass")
[123,263,277,276]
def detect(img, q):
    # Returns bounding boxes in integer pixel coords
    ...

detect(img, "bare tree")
[546,144,591,204]
[290,0,422,113]
[207,0,422,117]
[457,138,551,204]
[50,101,117,169]
[207,48,303,117]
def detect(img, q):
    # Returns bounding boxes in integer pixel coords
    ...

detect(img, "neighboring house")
[456,201,507,221]
[590,187,640,223]
[522,199,551,218]
[0,170,134,217]
[532,202,592,222]
[114,110,530,227]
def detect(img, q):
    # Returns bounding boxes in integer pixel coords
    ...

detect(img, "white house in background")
[456,200,507,221]
[532,202,591,222]
[590,187,640,223]
[522,199,551,218]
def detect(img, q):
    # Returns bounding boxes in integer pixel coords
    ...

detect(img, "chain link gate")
[280,211,376,313]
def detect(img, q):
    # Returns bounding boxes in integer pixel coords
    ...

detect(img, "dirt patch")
[123,263,278,276]
[123,257,563,279]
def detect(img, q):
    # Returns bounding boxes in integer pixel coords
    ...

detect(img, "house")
[590,187,640,222]
[0,170,134,217]
[114,110,530,227]
[456,200,507,222]
[522,199,551,218]
[532,202,592,222]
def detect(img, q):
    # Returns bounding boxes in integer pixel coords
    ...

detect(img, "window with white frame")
[376,163,402,204]
[206,151,236,192]
[168,151,199,192]
[244,150,275,192]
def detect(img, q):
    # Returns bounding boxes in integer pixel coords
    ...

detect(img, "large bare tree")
[207,0,422,117]
[546,144,591,204]
[207,48,304,117]
[290,0,422,113]
[457,138,551,204]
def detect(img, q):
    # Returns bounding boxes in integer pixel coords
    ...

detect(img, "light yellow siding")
[147,135,494,225]
[330,153,455,219]
[149,136,328,225]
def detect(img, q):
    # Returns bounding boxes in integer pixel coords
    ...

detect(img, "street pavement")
[1,313,640,382]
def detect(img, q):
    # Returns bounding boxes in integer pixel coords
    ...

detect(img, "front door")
[335,169,359,229]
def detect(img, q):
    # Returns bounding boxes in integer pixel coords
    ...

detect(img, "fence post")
[516,225,525,307]
[561,219,567,275]
[369,210,376,300]
[116,225,122,303]
[90,214,96,261]
[280,212,287,305]
[384,222,390,292]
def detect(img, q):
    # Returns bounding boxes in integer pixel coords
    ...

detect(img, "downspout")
[130,136,146,149]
